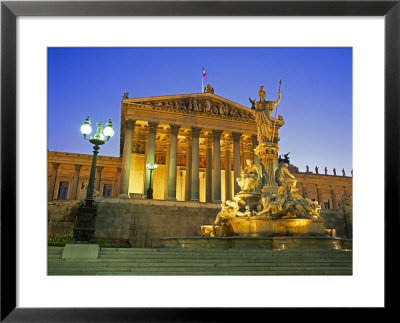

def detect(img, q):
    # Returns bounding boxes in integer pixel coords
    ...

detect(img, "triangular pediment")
[123,93,255,121]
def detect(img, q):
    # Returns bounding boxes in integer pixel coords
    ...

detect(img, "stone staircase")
[48,246,352,275]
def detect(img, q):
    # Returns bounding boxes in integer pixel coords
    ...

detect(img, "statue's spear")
[270,80,282,143]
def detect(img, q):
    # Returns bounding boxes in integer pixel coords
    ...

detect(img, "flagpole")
[201,67,204,93]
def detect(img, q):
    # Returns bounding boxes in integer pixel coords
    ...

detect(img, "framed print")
[1,0,398,321]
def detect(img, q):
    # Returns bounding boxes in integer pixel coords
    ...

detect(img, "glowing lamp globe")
[80,117,92,138]
[103,119,114,139]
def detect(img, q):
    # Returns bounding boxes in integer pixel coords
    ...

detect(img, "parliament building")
[48,87,353,247]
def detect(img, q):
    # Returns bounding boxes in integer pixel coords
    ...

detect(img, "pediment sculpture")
[131,98,255,120]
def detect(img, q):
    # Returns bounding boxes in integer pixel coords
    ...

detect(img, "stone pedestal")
[254,142,279,189]
[235,191,261,212]
[62,243,99,259]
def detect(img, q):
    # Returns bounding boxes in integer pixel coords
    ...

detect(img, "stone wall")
[48,201,79,237]
[48,198,220,247]
[48,198,352,247]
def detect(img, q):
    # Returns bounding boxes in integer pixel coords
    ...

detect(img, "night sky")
[48,47,352,174]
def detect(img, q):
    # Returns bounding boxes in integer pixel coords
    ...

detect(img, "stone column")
[343,186,350,198]
[115,167,121,197]
[297,183,308,199]
[232,132,242,194]
[190,127,201,201]
[225,142,232,201]
[330,185,337,209]
[205,138,213,203]
[94,166,103,194]
[144,122,158,198]
[185,137,192,201]
[212,130,223,202]
[48,162,60,201]
[70,164,82,200]
[167,124,180,200]
[255,143,279,189]
[315,184,322,204]
[119,119,135,198]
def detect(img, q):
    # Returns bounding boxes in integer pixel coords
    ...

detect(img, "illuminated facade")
[48,89,352,210]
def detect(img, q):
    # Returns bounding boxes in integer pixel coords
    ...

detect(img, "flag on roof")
[202,67,206,78]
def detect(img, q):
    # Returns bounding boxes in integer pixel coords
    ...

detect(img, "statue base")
[235,191,261,211]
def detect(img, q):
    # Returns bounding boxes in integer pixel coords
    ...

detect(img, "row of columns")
[119,119,246,203]
[300,183,350,209]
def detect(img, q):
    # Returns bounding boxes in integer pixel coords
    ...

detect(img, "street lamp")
[146,162,158,199]
[81,117,114,207]
[74,116,114,241]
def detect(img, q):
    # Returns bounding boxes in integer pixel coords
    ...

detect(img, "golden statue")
[252,83,281,143]
[275,163,297,189]
[236,159,261,192]
[213,197,241,225]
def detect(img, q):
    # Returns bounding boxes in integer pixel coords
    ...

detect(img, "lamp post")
[146,162,157,199]
[74,117,114,241]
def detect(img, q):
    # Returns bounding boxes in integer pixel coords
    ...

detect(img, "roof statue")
[203,84,214,94]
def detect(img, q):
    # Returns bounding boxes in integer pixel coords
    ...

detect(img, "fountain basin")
[225,216,326,237]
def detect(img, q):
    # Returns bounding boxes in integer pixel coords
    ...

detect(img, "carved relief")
[132,98,255,120]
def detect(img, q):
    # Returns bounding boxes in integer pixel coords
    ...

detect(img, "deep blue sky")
[48,47,352,174]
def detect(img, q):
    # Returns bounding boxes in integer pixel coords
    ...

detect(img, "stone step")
[97,249,352,255]
[48,257,352,264]
[95,255,352,261]
[99,248,351,254]
[48,261,352,268]
[48,269,352,276]
[47,246,352,275]
[48,265,352,273]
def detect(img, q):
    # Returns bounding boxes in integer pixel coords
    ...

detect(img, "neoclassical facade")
[48,89,352,210]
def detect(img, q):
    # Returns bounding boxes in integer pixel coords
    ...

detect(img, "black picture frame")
[1,1,398,321]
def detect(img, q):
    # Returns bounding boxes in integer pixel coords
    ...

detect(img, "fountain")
[161,84,345,250]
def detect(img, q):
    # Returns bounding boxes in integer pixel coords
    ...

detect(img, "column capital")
[96,166,104,172]
[212,129,223,140]
[52,162,60,169]
[169,124,180,136]
[185,137,193,146]
[232,132,242,142]
[74,164,82,171]
[191,126,201,138]
[147,121,158,133]
[222,140,232,151]
[125,119,135,130]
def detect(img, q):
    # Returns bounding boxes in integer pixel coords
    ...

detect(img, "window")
[103,184,112,197]
[57,181,69,199]
[324,201,330,209]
